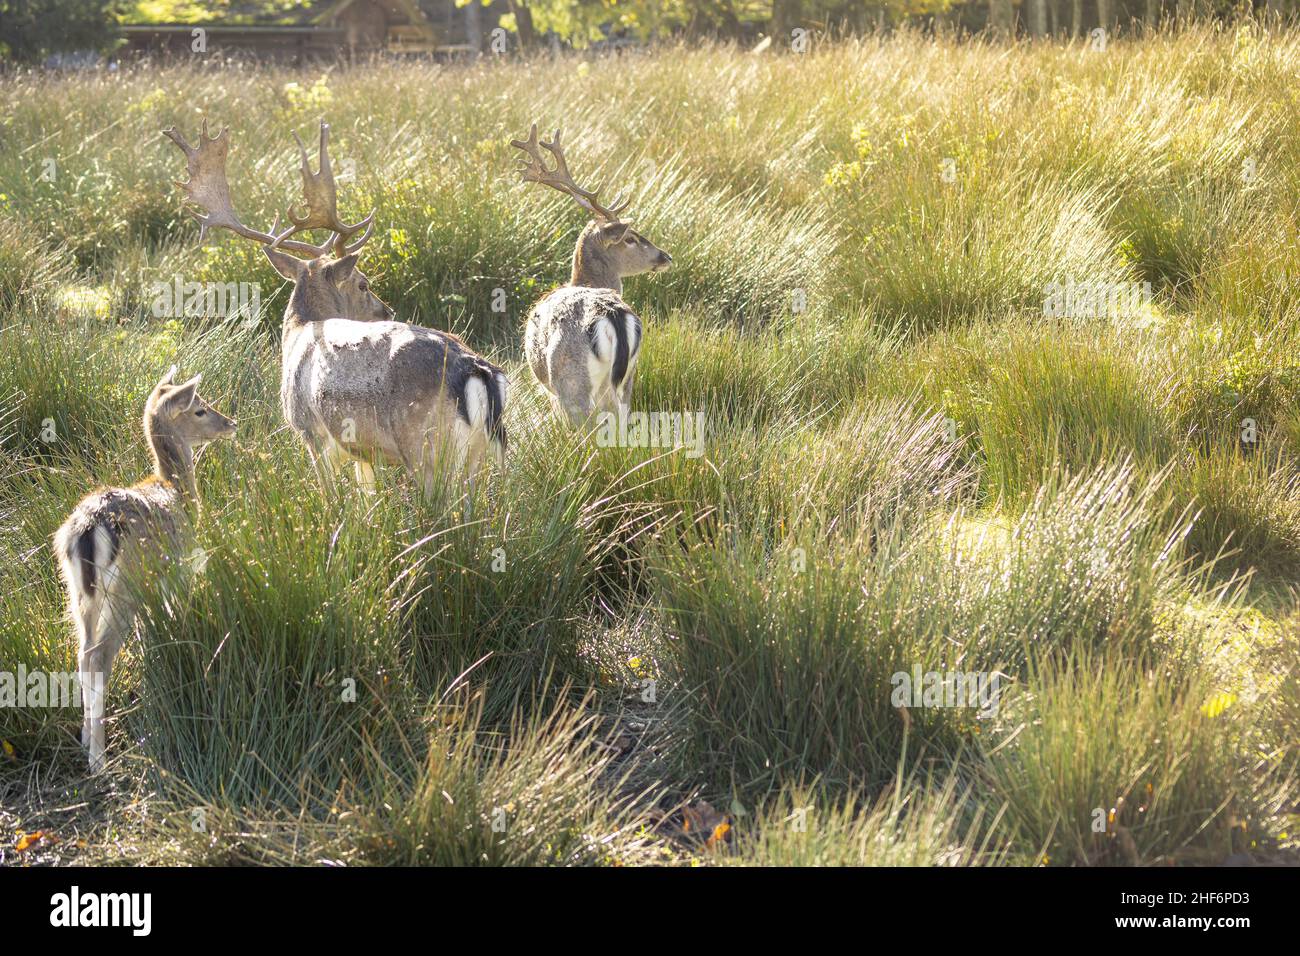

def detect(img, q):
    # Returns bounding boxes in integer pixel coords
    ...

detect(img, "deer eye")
[623,236,635,245]
[358,280,369,292]
[195,409,207,417]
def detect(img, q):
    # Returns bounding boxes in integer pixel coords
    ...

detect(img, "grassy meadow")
[1,24,1298,866]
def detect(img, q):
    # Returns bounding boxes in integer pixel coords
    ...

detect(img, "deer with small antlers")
[511,125,671,426]
[54,367,236,771]
[162,121,507,495]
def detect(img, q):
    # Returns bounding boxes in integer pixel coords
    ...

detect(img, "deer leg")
[588,373,616,420]
[306,448,331,495]
[74,594,102,751]
[461,431,492,505]
[80,596,131,773]
[420,457,448,502]
[304,434,344,498]
[324,442,351,482]
[556,376,594,428]
[415,431,452,502]
[619,360,638,416]
[353,459,377,494]
[594,383,621,418]
[444,422,477,508]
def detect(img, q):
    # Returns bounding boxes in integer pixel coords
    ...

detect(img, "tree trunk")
[1028,0,1048,35]
[772,0,802,40]
[1071,0,1083,36]
[1096,0,1112,33]
[1144,0,1158,32]
[989,0,1014,35]
[716,0,745,39]
[511,1,537,49]
[465,0,482,53]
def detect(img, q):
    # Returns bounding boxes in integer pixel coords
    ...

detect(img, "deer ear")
[264,245,305,282]
[323,254,360,285]
[600,221,631,245]
[156,365,179,390]
[163,377,200,415]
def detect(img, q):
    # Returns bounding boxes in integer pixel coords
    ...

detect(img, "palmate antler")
[285,123,374,253]
[510,123,629,222]
[162,119,373,260]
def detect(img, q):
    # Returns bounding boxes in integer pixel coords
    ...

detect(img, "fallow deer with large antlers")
[511,125,671,425]
[163,121,507,495]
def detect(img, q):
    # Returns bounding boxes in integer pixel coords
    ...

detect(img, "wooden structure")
[118,0,486,62]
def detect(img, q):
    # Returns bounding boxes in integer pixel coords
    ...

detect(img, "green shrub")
[981,647,1252,866]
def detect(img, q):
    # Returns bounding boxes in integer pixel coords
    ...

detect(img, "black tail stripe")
[608,312,630,390]
[74,530,98,597]
[484,372,506,452]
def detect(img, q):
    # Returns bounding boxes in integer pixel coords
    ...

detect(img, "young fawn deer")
[163,121,507,496]
[511,125,671,425]
[54,367,236,772]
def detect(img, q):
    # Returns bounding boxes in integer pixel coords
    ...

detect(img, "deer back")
[283,318,506,467]
[525,286,640,408]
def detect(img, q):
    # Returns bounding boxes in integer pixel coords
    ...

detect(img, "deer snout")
[655,251,673,271]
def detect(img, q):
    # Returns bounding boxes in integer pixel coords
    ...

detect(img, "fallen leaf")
[15,830,55,853]
[706,820,731,848]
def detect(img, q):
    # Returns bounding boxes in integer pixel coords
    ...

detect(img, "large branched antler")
[286,123,374,258]
[510,124,629,222]
[162,120,373,260]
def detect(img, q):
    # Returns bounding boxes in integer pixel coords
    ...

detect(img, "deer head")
[146,365,237,448]
[162,121,393,323]
[511,124,671,288]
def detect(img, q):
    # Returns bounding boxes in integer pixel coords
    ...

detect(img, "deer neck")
[146,416,200,515]
[571,231,623,294]
[283,283,316,329]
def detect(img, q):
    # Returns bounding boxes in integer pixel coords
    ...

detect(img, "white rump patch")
[92,525,120,592]
[588,318,617,407]
[624,311,640,359]
[464,375,489,429]
[494,371,509,414]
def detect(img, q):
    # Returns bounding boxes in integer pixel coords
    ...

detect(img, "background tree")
[0,0,118,62]
[119,1,311,23]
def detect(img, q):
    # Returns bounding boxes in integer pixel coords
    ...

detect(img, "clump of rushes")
[4,27,1300,865]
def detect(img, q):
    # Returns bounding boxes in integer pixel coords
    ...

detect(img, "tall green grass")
[3,26,1298,866]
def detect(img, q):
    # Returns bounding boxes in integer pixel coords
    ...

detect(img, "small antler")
[162,120,373,260]
[510,124,629,222]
